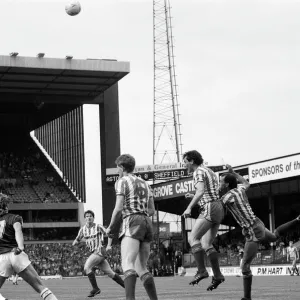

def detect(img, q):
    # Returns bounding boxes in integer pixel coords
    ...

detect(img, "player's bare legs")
[188,218,212,285]
[84,253,104,297]
[290,257,299,276]
[264,216,300,243]
[241,241,259,300]
[135,242,158,300]
[98,259,124,287]
[202,222,225,291]
[135,241,150,276]
[121,237,140,300]
[18,264,58,300]
[0,276,8,300]
[263,229,277,242]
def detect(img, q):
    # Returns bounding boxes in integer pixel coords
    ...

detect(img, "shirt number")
[135,181,148,199]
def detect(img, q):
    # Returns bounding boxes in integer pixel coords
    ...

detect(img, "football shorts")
[198,201,224,224]
[92,246,107,259]
[119,213,153,242]
[0,251,31,277]
[242,218,266,242]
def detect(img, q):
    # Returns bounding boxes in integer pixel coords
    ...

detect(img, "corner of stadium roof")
[0,55,130,104]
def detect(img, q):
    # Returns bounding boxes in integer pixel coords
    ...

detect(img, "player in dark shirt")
[0,193,59,300]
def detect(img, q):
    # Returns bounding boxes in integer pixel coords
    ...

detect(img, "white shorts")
[0,251,31,277]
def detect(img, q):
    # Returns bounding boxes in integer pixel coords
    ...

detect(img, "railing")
[183,250,288,268]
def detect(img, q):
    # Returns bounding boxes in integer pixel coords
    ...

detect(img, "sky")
[1,0,300,168]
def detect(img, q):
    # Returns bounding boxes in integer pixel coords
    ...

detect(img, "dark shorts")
[198,201,224,224]
[242,218,266,242]
[119,214,153,242]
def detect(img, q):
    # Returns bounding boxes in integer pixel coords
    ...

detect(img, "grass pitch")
[2,275,300,300]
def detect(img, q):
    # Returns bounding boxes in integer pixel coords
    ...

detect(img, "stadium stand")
[25,242,122,277]
[0,142,77,203]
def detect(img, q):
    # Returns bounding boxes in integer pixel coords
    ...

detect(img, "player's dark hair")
[84,210,95,218]
[115,154,136,173]
[183,150,204,166]
[221,173,238,189]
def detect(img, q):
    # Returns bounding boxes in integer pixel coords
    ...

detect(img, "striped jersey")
[76,223,106,252]
[221,185,256,228]
[115,174,151,218]
[193,166,219,207]
[287,246,298,258]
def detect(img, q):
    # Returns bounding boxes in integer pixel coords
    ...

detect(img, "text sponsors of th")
[249,154,300,184]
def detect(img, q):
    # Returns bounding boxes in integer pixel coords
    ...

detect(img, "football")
[65,1,81,16]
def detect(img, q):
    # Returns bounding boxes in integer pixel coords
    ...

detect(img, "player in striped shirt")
[287,241,299,276]
[72,210,124,298]
[220,165,300,300]
[106,154,157,300]
[182,150,225,290]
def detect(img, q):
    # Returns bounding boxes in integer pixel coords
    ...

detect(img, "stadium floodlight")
[37,53,45,58]
[66,55,73,60]
[9,52,19,57]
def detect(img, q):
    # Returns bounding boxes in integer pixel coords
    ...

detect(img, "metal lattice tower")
[153,0,183,165]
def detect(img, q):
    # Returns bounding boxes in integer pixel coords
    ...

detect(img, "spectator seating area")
[25,242,122,277]
[23,228,78,242]
[26,242,173,277]
[27,243,88,277]
[0,146,77,203]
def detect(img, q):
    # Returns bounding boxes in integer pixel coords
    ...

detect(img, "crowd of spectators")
[24,242,178,278]
[0,150,39,179]
[0,146,77,204]
[24,242,124,277]
[26,243,87,277]
[23,229,77,242]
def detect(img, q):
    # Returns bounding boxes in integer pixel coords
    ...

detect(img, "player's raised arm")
[226,164,250,190]
[13,222,24,254]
